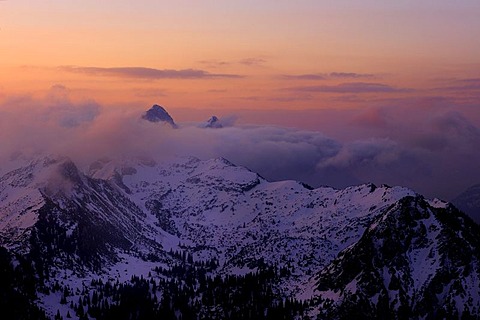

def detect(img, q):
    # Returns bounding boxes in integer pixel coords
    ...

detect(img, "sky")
[1,1,480,200]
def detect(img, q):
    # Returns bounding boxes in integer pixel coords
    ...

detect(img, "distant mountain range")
[0,105,479,319]
[452,184,480,224]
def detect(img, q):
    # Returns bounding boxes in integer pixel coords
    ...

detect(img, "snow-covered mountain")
[314,196,480,318]
[0,154,479,319]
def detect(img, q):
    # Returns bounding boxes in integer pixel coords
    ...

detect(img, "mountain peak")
[142,104,177,128]
[205,115,223,128]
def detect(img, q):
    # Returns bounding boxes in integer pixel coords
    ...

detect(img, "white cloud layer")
[1,86,480,200]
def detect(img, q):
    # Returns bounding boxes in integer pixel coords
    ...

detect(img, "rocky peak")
[142,104,177,128]
[205,115,223,128]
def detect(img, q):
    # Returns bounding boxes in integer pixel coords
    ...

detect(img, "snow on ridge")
[1,153,457,303]
[427,198,448,209]
[111,158,429,298]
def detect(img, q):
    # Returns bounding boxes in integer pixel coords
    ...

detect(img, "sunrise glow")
[1,1,479,110]
[1,1,480,200]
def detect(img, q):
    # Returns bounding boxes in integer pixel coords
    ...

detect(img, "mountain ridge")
[314,195,480,318]
[0,154,479,319]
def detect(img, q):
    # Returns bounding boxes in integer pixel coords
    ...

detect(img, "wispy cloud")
[456,78,480,84]
[282,74,326,80]
[197,60,231,69]
[439,78,480,92]
[281,72,374,81]
[60,66,243,79]
[329,72,374,79]
[238,95,262,101]
[198,57,267,68]
[268,94,313,102]
[285,82,412,93]
[239,58,267,66]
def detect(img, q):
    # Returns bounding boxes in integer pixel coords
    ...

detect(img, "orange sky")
[1,0,480,115]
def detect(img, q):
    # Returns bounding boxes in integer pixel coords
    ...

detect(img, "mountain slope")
[93,156,423,295]
[0,157,166,274]
[314,196,480,319]
[1,155,479,318]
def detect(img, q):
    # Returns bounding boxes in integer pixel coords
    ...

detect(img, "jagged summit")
[142,104,177,128]
[205,115,223,128]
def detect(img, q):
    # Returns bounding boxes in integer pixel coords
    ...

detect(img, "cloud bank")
[1,85,479,200]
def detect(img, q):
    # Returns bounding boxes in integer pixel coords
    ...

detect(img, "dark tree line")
[48,255,311,320]
[0,247,48,319]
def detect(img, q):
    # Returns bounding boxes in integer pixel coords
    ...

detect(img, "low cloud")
[320,138,398,168]
[431,111,480,146]
[47,85,100,127]
[60,66,243,79]
[0,85,100,130]
[1,88,480,200]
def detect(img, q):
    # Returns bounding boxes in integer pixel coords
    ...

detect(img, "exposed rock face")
[142,104,177,128]
[205,115,223,128]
